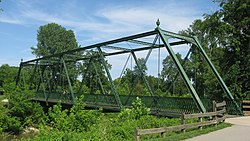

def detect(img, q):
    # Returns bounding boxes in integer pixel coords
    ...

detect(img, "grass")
[145,122,231,141]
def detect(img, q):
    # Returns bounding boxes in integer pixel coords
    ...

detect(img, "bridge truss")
[16,21,241,114]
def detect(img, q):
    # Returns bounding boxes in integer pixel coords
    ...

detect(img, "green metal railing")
[34,91,241,115]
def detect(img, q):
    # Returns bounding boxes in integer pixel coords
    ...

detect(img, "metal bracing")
[128,39,157,46]
[131,51,154,97]
[16,60,23,86]
[29,60,39,90]
[97,47,123,109]
[145,34,159,63]
[92,60,105,95]
[77,58,93,94]
[160,29,196,45]
[166,47,193,93]
[193,36,242,114]
[131,51,158,107]
[102,45,130,51]
[157,27,206,113]
[62,57,75,103]
[16,20,240,114]
[36,65,46,92]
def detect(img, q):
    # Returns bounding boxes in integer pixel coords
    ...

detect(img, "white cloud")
[99,5,200,33]
[0,16,24,25]
[1,0,200,36]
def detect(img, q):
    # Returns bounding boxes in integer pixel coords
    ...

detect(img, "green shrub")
[0,83,45,134]
[48,96,102,132]
[119,97,150,120]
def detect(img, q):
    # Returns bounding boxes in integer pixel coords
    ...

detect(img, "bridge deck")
[33,97,182,117]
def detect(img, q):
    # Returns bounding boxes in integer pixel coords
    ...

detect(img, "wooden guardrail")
[242,100,250,115]
[134,101,226,141]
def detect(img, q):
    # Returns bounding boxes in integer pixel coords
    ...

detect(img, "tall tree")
[182,0,250,99]
[31,23,79,93]
[31,23,78,57]
[161,53,188,95]
[219,0,250,98]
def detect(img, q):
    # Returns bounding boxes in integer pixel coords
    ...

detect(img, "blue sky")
[0,0,219,78]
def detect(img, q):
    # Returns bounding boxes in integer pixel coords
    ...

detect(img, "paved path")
[184,116,250,141]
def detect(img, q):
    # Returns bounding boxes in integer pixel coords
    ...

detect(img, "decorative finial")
[156,19,160,27]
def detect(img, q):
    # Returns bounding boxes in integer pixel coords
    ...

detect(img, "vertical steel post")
[29,60,39,90]
[97,47,122,109]
[36,66,46,92]
[62,57,75,103]
[157,28,206,113]
[193,36,242,114]
[16,59,23,86]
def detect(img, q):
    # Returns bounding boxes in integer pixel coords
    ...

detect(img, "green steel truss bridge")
[16,21,242,116]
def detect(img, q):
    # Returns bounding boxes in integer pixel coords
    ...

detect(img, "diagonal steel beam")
[62,57,75,103]
[128,39,156,46]
[193,36,242,114]
[97,47,123,109]
[92,60,105,95]
[157,27,206,113]
[102,45,131,51]
[160,29,196,45]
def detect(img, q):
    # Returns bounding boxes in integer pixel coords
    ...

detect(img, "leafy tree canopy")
[181,0,250,99]
[31,23,78,57]
[0,64,18,87]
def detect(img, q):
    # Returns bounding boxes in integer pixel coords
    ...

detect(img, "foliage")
[119,97,150,120]
[48,96,102,132]
[181,0,250,99]
[0,82,45,134]
[0,92,229,141]
[31,23,78,57]
[133,58,148,76]
[30,23,82,93]
[20,97,181,141]
[0,106,21,134]
[79,50,111,94]
[161,53,189,96]
[0,64,18,89]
